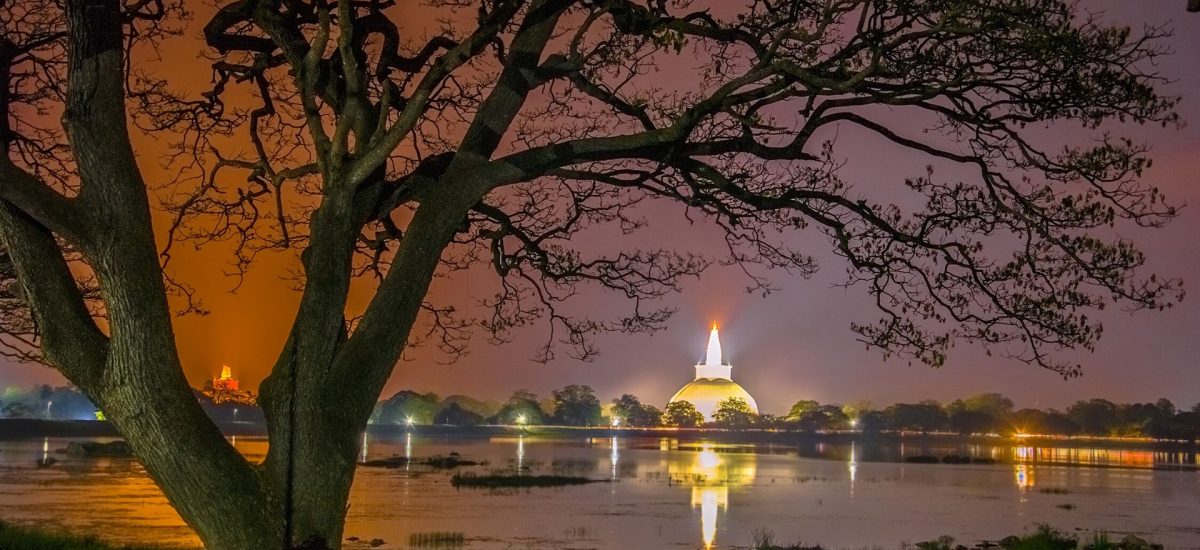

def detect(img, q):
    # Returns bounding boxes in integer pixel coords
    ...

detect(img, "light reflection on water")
[0,435,1198,549]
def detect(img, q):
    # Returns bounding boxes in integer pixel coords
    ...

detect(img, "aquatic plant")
[450,473,603,489]
[408,531,465,549]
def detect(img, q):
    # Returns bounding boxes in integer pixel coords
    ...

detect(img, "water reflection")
[609,436,619,479]
[516,434,525,471]
[1015,464,1035,491]
[848,441,857,492]
[666,443,758,549]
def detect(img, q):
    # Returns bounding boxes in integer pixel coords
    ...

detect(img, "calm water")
[1,433,1198,549]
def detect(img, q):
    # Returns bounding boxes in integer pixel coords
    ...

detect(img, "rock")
[369,538,385,547]
[65,440,134,458]
[37,457,57,468]
[998,535,1020,548]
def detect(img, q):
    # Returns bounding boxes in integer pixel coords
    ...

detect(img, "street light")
[516,414,527,426]
[405,416,415,427]
[611,416,622,428]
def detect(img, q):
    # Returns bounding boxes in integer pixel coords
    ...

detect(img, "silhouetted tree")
[610,394,661,427]
[434,403,484,426]
[0,0,1183,546]
[786,400,821,421]
[662,400,704,428]
[712,397,756,429]
[438,395,499,420]
[377,390,440,425]
[947,410,995,435]
[489,390,547,426]
[551,385,602,426]
[1067,399,1120,436]
[857,410,889,435]
[886,402,948,433]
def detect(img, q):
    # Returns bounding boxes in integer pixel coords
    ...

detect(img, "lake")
[1,432,1198,549]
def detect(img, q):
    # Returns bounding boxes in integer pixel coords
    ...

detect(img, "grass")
[408,531,465,548]
[0,521,165,550]
[449,473,604,488]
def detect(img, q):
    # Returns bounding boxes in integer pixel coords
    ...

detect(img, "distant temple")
[668,324,759,420]
[211,366,239,392]
[201,365,255,405]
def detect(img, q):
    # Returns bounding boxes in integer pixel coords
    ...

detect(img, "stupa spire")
[695,323,732,380]
[705,323,723,367]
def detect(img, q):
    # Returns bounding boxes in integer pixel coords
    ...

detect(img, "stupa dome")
[667,325,759,420]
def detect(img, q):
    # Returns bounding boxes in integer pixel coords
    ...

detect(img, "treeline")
[371,389,1200,441]
[0,385,97,420]
[0,384,265,425]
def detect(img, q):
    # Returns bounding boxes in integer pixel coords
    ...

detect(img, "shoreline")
[3,418,1196,454]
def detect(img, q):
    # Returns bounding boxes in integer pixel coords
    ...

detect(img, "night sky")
[2,1,1197,413]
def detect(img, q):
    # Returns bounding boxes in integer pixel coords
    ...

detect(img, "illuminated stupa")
[668,324,759,420]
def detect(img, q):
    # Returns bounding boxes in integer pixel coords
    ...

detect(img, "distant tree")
[886,403,948,433]
[196,392,266,425]
[1067,399,1120,436]
[841,401,873,424]
[947,410,995,435]
[948,393,1014,421]
[790,404,850,432]
[1,401,34,418]
[490,390,548,426]
[438,395,499,419]
[754,414,786,429]
[1149,411,1200,442]
[434,403,484,426]
[712,397,757,429]
[551,385,602,426]
[1154,399,1177,417]
[857,410,889,434]
[662,401,705,428]
[786,400,821,421]
[610,394,661,427]
[378,390,440,425]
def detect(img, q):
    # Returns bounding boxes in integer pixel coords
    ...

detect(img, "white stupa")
[668,324,759,420]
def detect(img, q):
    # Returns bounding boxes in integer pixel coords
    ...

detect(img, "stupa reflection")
[665,443,757,549]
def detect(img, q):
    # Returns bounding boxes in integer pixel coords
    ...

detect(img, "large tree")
[0,0,1184,547]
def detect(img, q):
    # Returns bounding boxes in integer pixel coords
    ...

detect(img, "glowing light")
[610,436,619,479]
[698,448,721,470]
[705,324,723,368]
[516,414,527,426]
[1015,464,1034,490]
[516,434,525,471]
[850,419,858,428]
[611,417,621,428]
[405,416,415,426]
